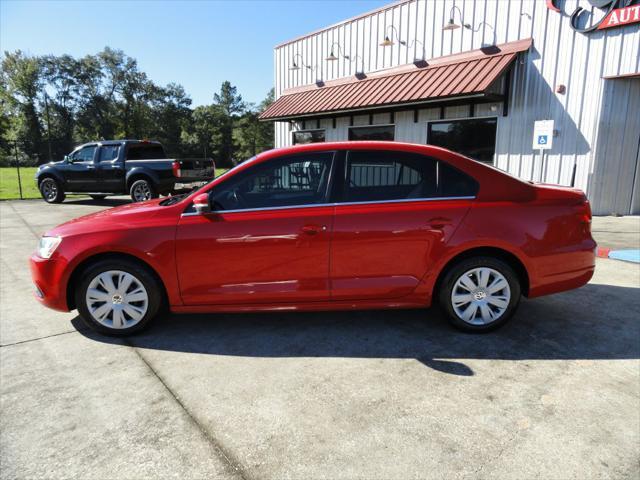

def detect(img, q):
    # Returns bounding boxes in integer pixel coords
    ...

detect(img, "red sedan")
[30,142,596,335]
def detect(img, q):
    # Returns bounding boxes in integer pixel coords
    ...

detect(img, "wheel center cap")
[473,290,487,301]
[112,294,123,305]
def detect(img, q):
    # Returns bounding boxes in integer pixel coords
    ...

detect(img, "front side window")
[345,151,437,202]
[210,152,334,211]
[427,118,497,164]
[98,145,120,162]
[348,125,395,141]
[293,130,325,145]
[71,146,97,162]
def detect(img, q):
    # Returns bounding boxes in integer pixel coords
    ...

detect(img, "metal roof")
[260,38,532,121]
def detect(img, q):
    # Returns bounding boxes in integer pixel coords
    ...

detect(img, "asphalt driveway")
[1,198,639,479]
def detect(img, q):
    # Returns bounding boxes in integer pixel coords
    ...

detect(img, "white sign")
[532,120,554,150]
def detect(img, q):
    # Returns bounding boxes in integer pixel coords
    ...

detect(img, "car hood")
[46,199,172,237]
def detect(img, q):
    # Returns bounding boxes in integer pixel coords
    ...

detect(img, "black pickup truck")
[35,140,215,203]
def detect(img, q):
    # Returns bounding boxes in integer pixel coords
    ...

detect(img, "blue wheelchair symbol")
[538,135,548,145]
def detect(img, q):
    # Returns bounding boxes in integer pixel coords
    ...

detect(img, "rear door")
[329,149,476,300]
[96,144,125,192]
[175,151,335,305]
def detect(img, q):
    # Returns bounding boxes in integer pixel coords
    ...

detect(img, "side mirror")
[64,155,71,163]
[193,192,211,214]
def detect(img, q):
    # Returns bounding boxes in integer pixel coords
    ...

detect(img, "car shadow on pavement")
[73,283,640,376]
[62,197,130,207]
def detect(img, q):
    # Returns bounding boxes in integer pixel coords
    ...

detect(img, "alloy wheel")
[41,179,58,201]
[132,182,152,201]
[450,267,511,325]
[85,270,149,329]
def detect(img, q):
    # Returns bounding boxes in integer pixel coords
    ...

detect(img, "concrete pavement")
[1,198,639,479]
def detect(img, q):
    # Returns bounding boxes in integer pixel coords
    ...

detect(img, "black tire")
[75,258,163,336]
[90,195,107,201]
[39,177,65,204]
[438,256,521,333]
[129,178,158,202]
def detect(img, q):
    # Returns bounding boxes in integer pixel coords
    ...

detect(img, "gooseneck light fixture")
[443,6,472,30]
[379,25,426,61]
[289,53,317,72]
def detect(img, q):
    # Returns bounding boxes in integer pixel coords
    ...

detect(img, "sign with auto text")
[547,0,640,33]
[533,120,554,150]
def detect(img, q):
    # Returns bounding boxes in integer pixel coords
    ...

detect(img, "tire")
[90,195,107,201]
[75,258,163,336]
[129,179,158,202]
[438,256,521,333]
[39,177,65,204]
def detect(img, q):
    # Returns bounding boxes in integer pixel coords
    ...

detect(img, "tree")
[1,51,44,162]
[235,88,274,160]
[213,81,244,166]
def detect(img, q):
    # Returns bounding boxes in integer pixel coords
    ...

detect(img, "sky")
[1,0,390,106]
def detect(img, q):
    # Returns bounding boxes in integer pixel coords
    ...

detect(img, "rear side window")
[343,150,478,202]
[344,151,437,202]
[98,145,120,162]
[126,144,166,160]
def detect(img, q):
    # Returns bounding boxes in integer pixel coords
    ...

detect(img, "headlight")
[37,236,62,259]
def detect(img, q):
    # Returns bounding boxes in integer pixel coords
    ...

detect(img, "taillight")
[579,199,592,234]
[172,160,181,178]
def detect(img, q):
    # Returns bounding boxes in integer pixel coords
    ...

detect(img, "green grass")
[0,167,230,200]
[0,167,40,200]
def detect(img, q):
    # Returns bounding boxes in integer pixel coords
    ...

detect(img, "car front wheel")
[76,259,162,336]
[39,177,65,203]
[439,257,521,332]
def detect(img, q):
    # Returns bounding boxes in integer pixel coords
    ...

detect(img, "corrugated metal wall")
[273,0,640,213]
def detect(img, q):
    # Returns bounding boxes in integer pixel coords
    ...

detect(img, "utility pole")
[13,140,23,200]
[44,92,53,162]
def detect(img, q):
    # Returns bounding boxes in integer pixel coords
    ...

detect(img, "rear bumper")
[528,241,597,298]
[29,254,70,312]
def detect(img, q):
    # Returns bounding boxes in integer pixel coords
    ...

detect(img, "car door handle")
[86,165,95,169]
[301,224,327,235]
[427,217,452,229]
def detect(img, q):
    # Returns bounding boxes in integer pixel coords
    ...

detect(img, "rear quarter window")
[437,162,479,197]
[126,144,166,160]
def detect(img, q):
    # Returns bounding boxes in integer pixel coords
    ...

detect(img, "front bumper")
[29,254,71,312]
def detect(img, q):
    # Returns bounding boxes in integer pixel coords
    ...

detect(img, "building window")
[348,125,395,141]
[427,118,497,164]
[292,130,325,145]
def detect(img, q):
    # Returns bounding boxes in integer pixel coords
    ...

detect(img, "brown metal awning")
[260,38,532,121]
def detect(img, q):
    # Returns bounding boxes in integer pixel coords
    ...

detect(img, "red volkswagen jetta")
[30,142,596,335]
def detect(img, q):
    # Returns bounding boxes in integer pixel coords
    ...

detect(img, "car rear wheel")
[439,257,521,332]
[90,194,107,201]
[76,259,162,336]
[130,179,158,202]
[39,177,65,204]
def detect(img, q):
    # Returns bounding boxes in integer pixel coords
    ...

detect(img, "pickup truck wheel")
[439,257,521,333]
[130,179,158,202]
[39,177,65,204]
[76,259,162,336]
[90,195,107,201]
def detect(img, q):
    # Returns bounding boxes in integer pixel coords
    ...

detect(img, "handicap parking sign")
[533,120,554,150]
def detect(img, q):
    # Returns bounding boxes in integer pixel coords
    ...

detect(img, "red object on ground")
[596,247,611,258]
[30,141,596,322]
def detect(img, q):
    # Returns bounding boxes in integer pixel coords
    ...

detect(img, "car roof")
[73,139,162,149]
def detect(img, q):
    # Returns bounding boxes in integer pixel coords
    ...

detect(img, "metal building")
[260,0,640,215]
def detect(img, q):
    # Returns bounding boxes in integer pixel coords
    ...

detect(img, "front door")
[330,150,476,300]
[65,145,98,191]
[175,151,335,305]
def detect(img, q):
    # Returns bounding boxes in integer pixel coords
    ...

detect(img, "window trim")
[292,129,326,145]
[426,116,498,165]
[347,123,396,141]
